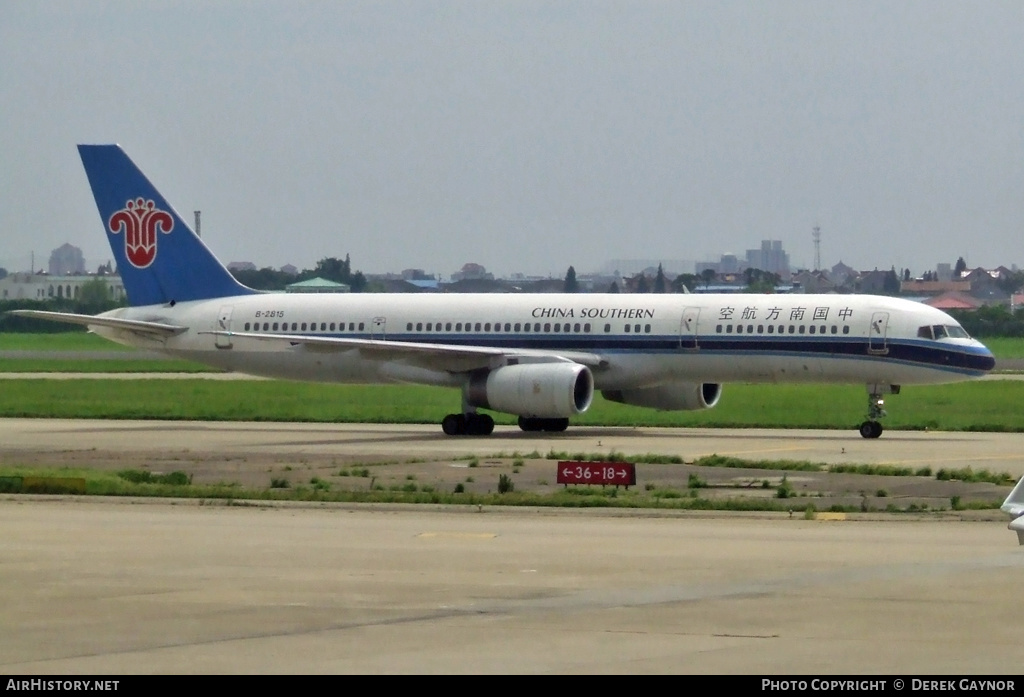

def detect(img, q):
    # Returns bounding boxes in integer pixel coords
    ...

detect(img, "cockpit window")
[920,324,971,340]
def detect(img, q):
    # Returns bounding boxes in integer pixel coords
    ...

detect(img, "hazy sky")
[2,1,1022,279]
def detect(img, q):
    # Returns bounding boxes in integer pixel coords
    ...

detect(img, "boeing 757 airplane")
[13,145,996,438]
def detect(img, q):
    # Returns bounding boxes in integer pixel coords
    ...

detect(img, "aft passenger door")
[215,306,233,349]
[679,307,701,351]
[868,312,889,354]
[371,316,387,340]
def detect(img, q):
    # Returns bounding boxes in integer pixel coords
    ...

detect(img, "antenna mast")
[812,225,821,271]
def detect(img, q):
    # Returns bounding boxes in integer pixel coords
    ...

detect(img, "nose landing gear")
[859,385,898,439]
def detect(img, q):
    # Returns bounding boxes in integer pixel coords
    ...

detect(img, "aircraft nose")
[976,345,996,372]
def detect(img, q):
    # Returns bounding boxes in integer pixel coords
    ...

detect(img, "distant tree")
[635,275,650,293]
[349,271,367,293]
[0,267,6,280]
[314,256,351,283]
[743,268,780,293]
[232,266,293,290]
[563,266,579,293]
[76,277,120,315]
[653,264,667,293]
[672,273,699,293]
[607,281,619,293]
[954,256,968,276]
[699,268,716,290]
[903,268,911,282]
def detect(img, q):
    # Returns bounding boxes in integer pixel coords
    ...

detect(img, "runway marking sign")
[557,461,636,488]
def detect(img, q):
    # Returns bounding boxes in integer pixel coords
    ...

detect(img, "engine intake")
[602,382,722,411]
[468,363,594,418]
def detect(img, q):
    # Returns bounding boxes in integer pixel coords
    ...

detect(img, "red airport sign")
[557,461,636,487]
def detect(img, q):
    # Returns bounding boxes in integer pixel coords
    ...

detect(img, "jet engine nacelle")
[602,382,722,411]
[468,363,594,418]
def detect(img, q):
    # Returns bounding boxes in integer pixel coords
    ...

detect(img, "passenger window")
[843,326,850,334]
[726,325,733,333]
[301,323,307,331]
[504,323,511,331]
[644,324,651,333]
[358,322,364,331]
[604,324,611,333]
[544,323,551,332]
[809,326,815,334]
[574,323,581,332]
[523,323,530,332]
[799,325,805,334]
[757,325,763,333]
[263,323,269,331]
[831,326,837,335]
[244,322,250,331]
[484,323,491,331]
[321,323,327,331]
[737,325,743,334]
[514,323,521,332]
[475,323,481,331]
[273,323,279,331]
[534,323,541,332]
[416,323,423,331]
[716,324,722,333]
[624,324,631,333]
[584,323,591,332]
[446,323,452,331]
[330,323,335,331]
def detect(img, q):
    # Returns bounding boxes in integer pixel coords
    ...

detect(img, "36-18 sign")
[557,461,636,488]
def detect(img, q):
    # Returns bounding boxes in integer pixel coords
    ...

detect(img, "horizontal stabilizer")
[8,310,186,337]
[1001,477,1024,545]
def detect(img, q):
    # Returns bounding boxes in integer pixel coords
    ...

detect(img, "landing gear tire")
[442,414,463,436]
[518,416,570,433]
[442,413,494,436]
[859,420,883,439]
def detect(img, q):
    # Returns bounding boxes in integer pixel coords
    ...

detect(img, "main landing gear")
[859,385,898,439]
[439,412,571,436]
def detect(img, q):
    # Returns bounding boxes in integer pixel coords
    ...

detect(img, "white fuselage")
[93,292,994,391]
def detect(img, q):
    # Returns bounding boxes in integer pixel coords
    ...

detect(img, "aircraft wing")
[7,310,187,337]
[200,330,609,374]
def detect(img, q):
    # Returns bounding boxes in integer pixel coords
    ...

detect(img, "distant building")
[0,272,125,301]
[745,240,790,276]
[280,264,298,276]
[451,263,494,282]
[284,277,349,293]
[227,261,257,272]
[48,243,85,276]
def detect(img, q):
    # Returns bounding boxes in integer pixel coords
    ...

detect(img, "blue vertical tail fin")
[78,144,257,307]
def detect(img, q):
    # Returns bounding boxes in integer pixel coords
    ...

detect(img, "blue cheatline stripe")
[243,329,995,375]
